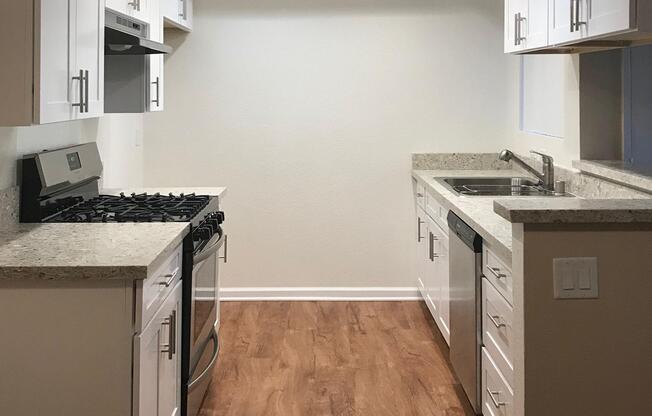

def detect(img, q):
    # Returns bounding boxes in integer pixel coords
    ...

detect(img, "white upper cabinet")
[507,0,652,54]
[549,0,586,44]
[163,0,193,32]
[107,0,151,23]
[149,0,165,112]
[506,0,549,53]
[34,0,105,125]
[587,0,633,37]
[72,0,104,120]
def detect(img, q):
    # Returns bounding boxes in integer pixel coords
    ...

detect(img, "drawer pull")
[487,313,506,329]
[488,266,506,279]
[487,389,506,408]
[158,267,179,287]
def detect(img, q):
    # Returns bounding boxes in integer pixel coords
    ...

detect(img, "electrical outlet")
[553,257,599,299]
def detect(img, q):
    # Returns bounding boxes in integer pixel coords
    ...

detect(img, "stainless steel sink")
[437,177,570,197]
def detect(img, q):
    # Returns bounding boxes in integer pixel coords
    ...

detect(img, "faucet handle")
[530,150,554,164]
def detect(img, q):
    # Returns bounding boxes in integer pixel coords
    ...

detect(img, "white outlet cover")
[553,257,599,299]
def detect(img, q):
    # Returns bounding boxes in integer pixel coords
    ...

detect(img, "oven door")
[190,228,224,367]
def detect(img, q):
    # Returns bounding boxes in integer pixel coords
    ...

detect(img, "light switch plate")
[553,257,599,299]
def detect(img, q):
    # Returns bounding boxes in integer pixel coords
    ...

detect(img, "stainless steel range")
[19,142,225,416]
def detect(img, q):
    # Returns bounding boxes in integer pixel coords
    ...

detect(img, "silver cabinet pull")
[179,0,187,19]
[161,309,177,360]
[219,234,228,263]
[72,69,84,112]
[575,0,585,30]
[83,70,89,113]
[487,312,506,329]
[570,0,575,32]
[514,13,519,46]
[487,389,506,408]
[488,266,506,279]
[417,217,424,242]
[152,76,160,106]
[517,13,526,44]
[158,267,179,287]
[429,232,439,261]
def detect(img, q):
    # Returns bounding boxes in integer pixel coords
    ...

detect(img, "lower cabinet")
[134,281,182,416]
[415,192,451,344]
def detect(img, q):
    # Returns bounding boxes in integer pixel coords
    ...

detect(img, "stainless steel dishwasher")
[447,211,483,415]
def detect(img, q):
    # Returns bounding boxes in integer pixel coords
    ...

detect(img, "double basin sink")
[438,177,571,197]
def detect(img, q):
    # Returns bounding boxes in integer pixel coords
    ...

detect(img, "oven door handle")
[188,329,219,390]
[193,228,225,264]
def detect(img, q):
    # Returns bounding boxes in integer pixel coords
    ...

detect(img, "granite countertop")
[102,187,227,199]
[412,169,526,263]
[494,198,652,224]
[0,223,189,281]
[573,160,652,194]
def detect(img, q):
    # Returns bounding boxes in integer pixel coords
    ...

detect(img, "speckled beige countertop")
[0,223,189,280]
[412,169,527,263]
[102,187,227,199]
[494,198,652,223]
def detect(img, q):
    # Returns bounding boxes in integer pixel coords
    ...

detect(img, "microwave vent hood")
[105,9,172,55]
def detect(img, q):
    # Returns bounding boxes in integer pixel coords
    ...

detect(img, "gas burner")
[43,193,211,223]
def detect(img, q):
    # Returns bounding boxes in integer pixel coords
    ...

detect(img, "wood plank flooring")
[199,302,474,416]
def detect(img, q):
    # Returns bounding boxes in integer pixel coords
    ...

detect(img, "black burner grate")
[43,193,210,223]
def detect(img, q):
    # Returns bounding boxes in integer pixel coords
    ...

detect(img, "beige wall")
[142,0,516,289]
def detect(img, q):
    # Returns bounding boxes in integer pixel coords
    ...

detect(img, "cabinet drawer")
[483,246,513,305]
[482,348,514,416]
[482,278,514,386]
[425,193,448,234]
[138,244,183,331]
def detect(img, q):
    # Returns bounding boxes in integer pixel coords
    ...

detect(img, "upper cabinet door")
[73,0,104,120]
[129,0,151,24]
[522,0,549,50]
[587,0,634,37]
[505,0,525,53]
[163,0,193,32]
[34,0,75,124]
[549,0,586,44]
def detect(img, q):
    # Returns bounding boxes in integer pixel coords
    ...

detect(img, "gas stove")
[20,143,226,416]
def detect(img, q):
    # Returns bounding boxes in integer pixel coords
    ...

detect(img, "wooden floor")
[199,302,474,416]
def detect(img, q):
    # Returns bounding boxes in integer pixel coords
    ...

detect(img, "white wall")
[0,115,144,192]
[143,0,516,289]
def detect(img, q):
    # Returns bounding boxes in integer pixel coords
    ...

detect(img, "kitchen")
[0,1,651,416]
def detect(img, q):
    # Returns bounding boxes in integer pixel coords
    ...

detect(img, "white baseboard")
[218,287,421,301]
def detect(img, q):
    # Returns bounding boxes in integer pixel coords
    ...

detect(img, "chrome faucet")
[499,149,555,191]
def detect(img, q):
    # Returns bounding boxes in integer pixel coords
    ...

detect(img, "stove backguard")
[20,143,103,223]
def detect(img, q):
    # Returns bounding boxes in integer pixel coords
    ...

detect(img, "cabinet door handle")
[152,76,160,106]
[575,0,586,29]
[417,217,424,242]
[570,0,575,32]
[487,312,506,329]
[429,232,439,261]
[161,309,177,360]
[514,13,519,45]
[487,389,506,408]
[487,266,506,279]
[72,69,84,112]
[158,267,179,287]
[84,70,89,113]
